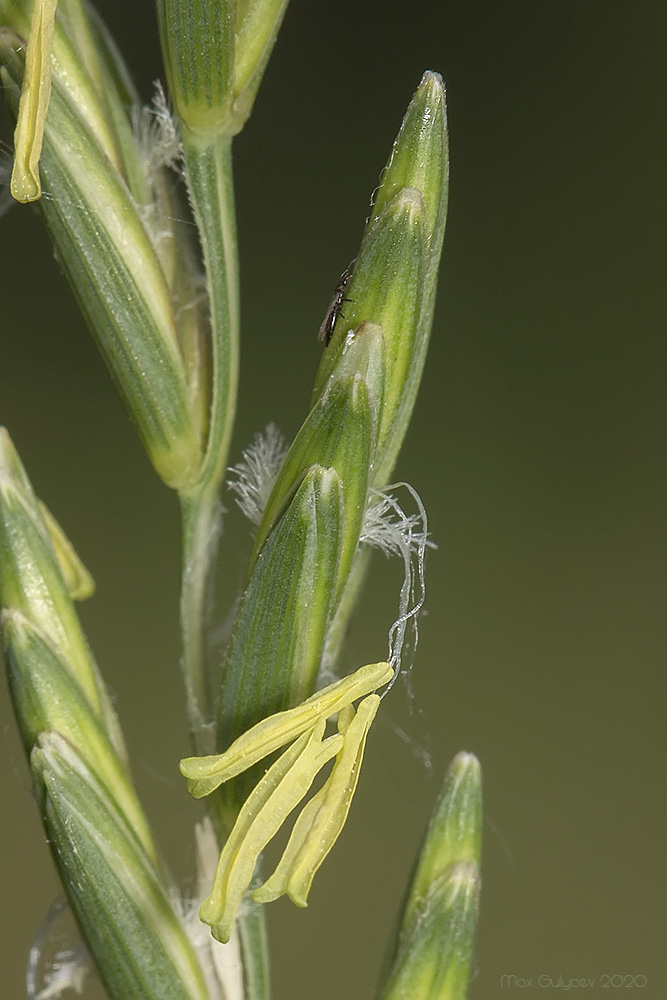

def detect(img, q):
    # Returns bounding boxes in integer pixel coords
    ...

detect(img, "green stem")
[178,486,221,755]
[177,133,238,752]
[183,132,239,493]
[237,899,271,1000]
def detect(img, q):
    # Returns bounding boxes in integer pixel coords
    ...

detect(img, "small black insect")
[318,265,354,346]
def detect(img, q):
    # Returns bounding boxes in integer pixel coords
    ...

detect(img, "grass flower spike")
[0,12,206,490]
[157,0,291,139]
[1,0,476,987]
[32,733,211,1000]
[313,71,449,486]
[0,428,123,753]
[0,430,211,1000]
[378,753,482,1000]
[217,74,447,756]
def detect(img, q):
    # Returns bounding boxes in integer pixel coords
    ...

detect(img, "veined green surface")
[1,2,665,999]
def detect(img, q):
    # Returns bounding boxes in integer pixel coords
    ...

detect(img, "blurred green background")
[1,1,666,997]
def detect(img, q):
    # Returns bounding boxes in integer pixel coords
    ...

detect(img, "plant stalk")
[177,132,238,752]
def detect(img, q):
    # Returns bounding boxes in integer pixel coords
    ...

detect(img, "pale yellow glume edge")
[11,0,59,202]
[180,661,393,942]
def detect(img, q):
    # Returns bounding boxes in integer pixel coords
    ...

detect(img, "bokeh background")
[2,1,666,997]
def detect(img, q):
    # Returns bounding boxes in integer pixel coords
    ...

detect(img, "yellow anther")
[10,0,59,202]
